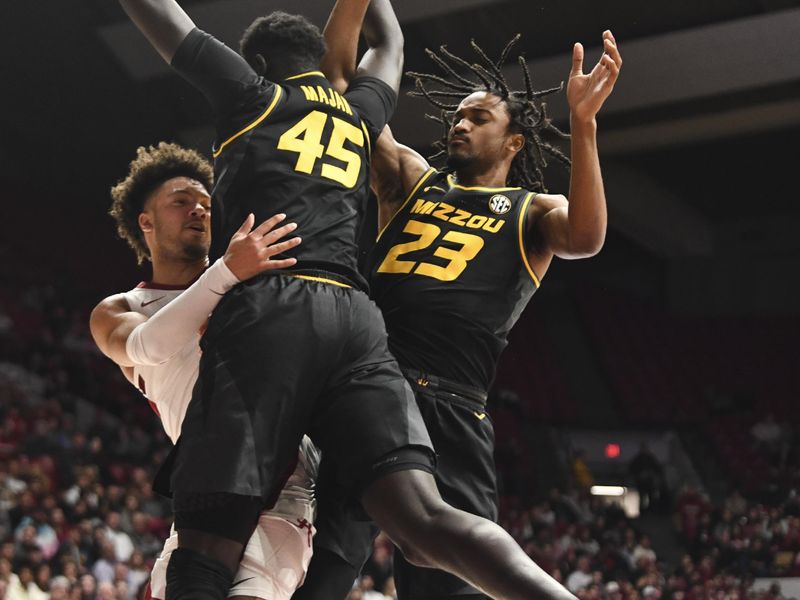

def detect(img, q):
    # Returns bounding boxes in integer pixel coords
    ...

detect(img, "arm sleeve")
[124,259,239,366]
[171,27,269,115]
[344,76,398,146]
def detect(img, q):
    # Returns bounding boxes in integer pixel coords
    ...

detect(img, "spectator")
[675,485,709,546]
[567,555,594,593]
[103,511,133,562]
[49,575,70,600]
[6,562,48,600]
[629,443,664,513]
[633,535,657,565]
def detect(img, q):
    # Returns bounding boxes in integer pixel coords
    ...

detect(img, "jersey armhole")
[376,167,437,241]
[360,120,372,156]
[517,192,541,288]
[212,84,284,158]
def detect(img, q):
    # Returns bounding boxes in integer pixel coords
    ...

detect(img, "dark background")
[2,0,799,314]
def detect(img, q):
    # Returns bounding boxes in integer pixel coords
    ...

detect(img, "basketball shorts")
[393,370,496,599]
[157,271,434,508]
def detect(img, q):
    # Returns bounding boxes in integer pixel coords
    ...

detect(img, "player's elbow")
[569,230,605,258]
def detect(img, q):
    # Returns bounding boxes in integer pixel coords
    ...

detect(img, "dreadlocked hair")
[109,142,214,265]
[407,35,570,192]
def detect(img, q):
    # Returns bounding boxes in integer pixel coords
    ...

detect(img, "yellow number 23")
[378,220,484,282]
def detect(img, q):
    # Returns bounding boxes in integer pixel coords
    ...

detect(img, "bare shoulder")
[89,294,131,336]
[528,192,568,216]
[91,294,131,319]
[525,192,568,263]
[526,192,568,228]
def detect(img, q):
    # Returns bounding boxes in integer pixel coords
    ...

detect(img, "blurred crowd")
[0,283,172,599]
[353,485,799,600]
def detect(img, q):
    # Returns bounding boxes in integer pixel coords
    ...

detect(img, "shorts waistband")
[402,368,488,406]
[285,269,355,289]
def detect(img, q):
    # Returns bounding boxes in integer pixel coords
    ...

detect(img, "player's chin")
[445,149,474,170]
[182,240,210,261]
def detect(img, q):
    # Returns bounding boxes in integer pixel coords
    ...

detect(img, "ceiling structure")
[2,0,799,287]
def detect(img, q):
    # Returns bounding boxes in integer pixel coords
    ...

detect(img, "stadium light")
[590,485,627,497]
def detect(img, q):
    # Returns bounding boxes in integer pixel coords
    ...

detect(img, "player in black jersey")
[116,2,580,600]
[306,13,623,600]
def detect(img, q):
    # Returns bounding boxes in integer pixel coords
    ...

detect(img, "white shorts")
[148,510,315,600]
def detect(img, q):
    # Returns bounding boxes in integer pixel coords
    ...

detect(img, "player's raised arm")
[321,0,371,93]
[90,214,301,369]
[530,30,621,260]
[118,0,195,63]
[356,0,404,93]
[371,125,430,230]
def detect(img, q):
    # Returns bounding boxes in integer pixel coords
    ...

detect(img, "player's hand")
[223,213,301,281]
[566,30,621,123]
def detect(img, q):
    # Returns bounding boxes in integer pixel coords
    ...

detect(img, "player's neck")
[150,257,208,287]
[453,163,510,189]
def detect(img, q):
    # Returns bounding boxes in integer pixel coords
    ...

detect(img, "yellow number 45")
[277,110,364,189]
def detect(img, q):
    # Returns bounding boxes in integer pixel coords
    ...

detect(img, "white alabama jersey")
[122,282,198,444]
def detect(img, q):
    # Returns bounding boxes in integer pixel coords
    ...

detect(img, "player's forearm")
[565,117,607,256]
[321,0,371,92]
[357,0,404,91]
[362,0,402,50]
[125,259,239,366]
[119,0,194,63]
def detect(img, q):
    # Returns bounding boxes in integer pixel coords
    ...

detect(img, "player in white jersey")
[90,142,319,600]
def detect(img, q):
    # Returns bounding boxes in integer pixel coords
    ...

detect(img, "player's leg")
[166,494,262,600]
[291,461,379,600]
[394,377,497,600]
[362,469,575,600]
[228,512,316,600]
[291,548,359,600]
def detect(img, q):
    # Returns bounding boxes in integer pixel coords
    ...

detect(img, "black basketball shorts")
[156,271,434,510]
[394,371,497,599]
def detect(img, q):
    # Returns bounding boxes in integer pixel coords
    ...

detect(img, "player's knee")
[390,499,450,568]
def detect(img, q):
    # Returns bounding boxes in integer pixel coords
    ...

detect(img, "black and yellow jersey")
[172,29,395,286]
[367,169,540,391]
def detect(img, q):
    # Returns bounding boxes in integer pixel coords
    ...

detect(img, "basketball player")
[116,1,578,598]
[89,142,318,600]
[299,15,623,600]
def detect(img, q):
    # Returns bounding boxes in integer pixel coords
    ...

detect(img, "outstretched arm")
[118,0,194,63]
[529,30,621,261]
[321,0,371,93]
[91,214,300,369]
[357,0,404,93]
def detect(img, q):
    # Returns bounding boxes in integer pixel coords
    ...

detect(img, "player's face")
[446,91,522,171]
[140,176,211,262]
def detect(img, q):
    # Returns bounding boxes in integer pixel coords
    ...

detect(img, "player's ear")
[253,54,268,76]
[138,212,153,234]
[507,132,525,154]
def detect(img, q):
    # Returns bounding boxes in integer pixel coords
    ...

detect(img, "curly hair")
[239,12,326,81]
[407,35,570,192]
[109,143,213,265]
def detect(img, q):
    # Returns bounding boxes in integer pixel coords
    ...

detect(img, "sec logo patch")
[488,194,512,215]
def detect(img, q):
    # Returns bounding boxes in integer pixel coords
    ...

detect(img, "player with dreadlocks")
[296,18,622,600]
[408,34,572,193]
